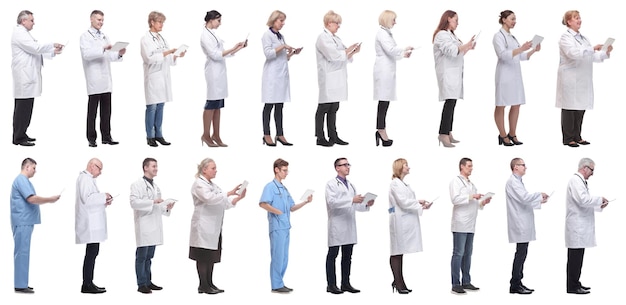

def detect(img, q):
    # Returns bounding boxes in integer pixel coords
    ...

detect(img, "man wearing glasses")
[75,158,113,294]
[565,158,609,294]
[324,158,374,294]
[505,158,548,294]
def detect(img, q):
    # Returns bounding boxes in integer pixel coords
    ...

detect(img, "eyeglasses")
[515,163,526,167]
[94,164,102,171]
[585,166,594,173]
[337,163,351,167]
[330,21,342,26]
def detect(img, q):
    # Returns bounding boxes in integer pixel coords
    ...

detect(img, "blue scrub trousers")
[13,225,34,289]
[269,229,290,289]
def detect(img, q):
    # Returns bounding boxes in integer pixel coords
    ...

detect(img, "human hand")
[353,195,364,203]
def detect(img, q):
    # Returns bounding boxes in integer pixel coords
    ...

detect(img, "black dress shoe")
[137,286,152,294]
[27,137,36,142]
[283,286,293,292]
[147,138,158,147]
[581,285,591,290]
[149,283,163,290]
[271,287,291,293]
[15,287,35,294]
[341,284,360,293]
[331,137,349,145]
[102,139,119,145]
[209,284,224,293]
[567,287,590,294]
[81,284,106,294]
[316,138,333,147]
[93,283,106,290]
[462,283,480,291]
[578,140,590,145]
[510,286,532,294]
[326,285,343,294]
[154,137,171,145]
[16,141,35,146]
[198,286,221,294]
[521,284,534,292]
[89,141,97,147]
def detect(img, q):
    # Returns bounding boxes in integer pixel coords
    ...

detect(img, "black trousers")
[510,242,529,288]
[567,248,585,291]
[315,102,339,139]
[12,98,35,144]
[376,101,390,129]
[87,93,112,142]
[561,109,585,144]
[82,243,100,286]
[439,99,457,134]
[262,103,284,136]
[325,244,354,287]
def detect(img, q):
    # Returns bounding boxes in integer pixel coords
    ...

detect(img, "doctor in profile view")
[141,11,185,147]
[75,158,113,294]
[325,158,373,294]
[11,10,63,146]
[130,158,174,294]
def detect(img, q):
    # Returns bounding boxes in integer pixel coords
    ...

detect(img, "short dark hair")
[334,158,347,167]
[459,157,472,170]
[91,10,104,17]
[205,10,221,22]
[21,157,36,169]
[510,157,522,170]
[273,158,289,172]
[143,158,157,171]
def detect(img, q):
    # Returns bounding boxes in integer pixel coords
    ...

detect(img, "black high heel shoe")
[262,136,277,146]
[507,134,523,145]
[391,282,410,294]
[275,136,293,146]
[375,131,393,147]
[498,135,514,146]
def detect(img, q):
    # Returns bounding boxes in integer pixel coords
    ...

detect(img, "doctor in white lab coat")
[189,158,246,294]
[75,158,112,294]
[11,10,62,146]
[505,158,547,294]
[556,10,612,147]
[373,10,413,147]
[388,159,430,294]
[493,10,540,146]
[314,10,360,147]
[201,10,246,147]
[130,158,173,293]
[324,158,373,294]
[140,11,185,147]
[565,158,609,294]
[432,10,475,147]
[80,10,125,147]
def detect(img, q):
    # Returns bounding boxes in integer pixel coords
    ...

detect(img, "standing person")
[11,10,63,146]
[388,158,431,294]
[432,10,475,148]
[10,158,61,293]
[325,158,374,294]
[556,10,612,147]
[189,158,246,294]
[493,10,540,146]
[505,158,548,294]
[130,158,175,294]
[80,10,126,148]
[141,11,185,147]
[565,158,609,294]
[261,10,302,147]
[449,157,491,294]
[201,10,247,148]
[259,158,312,293]
[75,158,113,294]
[315,10,360,147]
[373,10,413,147]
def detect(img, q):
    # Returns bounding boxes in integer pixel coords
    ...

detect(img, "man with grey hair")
[80,10,126,147]
[11,10,63,146]
[565,157,609,294]
[505,158,548,294]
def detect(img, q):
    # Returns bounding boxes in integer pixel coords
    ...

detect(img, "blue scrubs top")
[10,174,39,226]
[260,179,295,232]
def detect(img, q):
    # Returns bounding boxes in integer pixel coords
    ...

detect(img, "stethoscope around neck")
[500,29,519,49]
[143,178,159,198]
[149,31,167,49]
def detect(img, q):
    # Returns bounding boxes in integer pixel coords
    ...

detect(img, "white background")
[1,0,623,304]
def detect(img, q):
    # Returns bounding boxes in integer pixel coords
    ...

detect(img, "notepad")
[236,180,248,195]
[363,192,377,204]
[601,38,615,52]
[300,189,315,201]
[110,42,129,52]
[479,192,494,205]
[174,44,188,56]
[531,35,543,49]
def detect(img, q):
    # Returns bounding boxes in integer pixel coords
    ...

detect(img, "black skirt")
[189,234,222,263]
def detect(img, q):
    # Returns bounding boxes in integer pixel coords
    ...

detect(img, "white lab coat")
[449,175,481,233]
[11,25,55,99]
[325,177,368,247]
[75,171,108,244]
[388,178,423,255]
[189,177,235,250]
[433,30,464,101]
[130,178,171,247]
[201,27,229,100]
[316,29,352,103]
[261,29,291,104]
[556,29,608,110]
[505,174,542,243]
[140,31,176,105]
[373,27,404,101]
[493,28,528,106]
[80,28,122,95]
[565,173,604,248]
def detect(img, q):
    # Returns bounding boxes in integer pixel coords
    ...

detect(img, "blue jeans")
[13,225,34,288]
[451,232,474,287]
[135,246,156,287]
[269,229,290,289]
[145,103,164,138]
